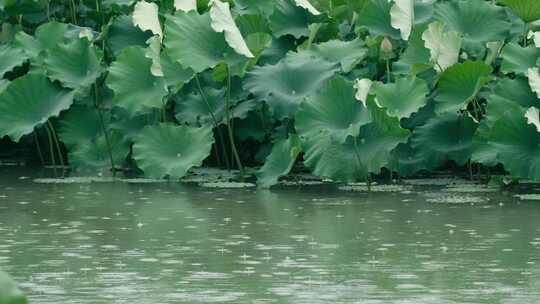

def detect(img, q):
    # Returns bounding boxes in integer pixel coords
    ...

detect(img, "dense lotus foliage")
[1,0,540,186]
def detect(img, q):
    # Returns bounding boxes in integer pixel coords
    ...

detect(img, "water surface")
[1,167,540,303]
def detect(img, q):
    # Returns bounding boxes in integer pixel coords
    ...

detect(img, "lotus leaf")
[257,134,302,188]
[500,43,540,75]
[371,76,429,119]
[498,0,540,23]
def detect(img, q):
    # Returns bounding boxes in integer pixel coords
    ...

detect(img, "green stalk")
[195,74,231,170]
[70,0,78,24]
[386,59,391,83]
[33,131,45,166]
[44,125,57,176]
[47,121,65,170]
[352,136,370,192]
[94,83,116,174]
[226,66,244,176]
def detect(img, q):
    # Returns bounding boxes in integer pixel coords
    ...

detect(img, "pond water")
[1,167,540,303]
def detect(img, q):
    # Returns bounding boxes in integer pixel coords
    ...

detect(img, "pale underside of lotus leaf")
[435,61,493,114]
[498,0,540,23]
[434,0,510,46]
[371,76,429,119]
[209,0,254,58]
[296,76,372,144]
[44,38,102,89]
[164,11,243,73]
[525,106,540,132]
[422,21,461,72]
[244,51,339,120]
[133,1,162,40]
[133,124,215,179]
[390,0,414,41]
[294,0,320,15]
[0,73,74,142]
[174,0,197,12]
[0,44,27,77]
[354,78,373,106]
[257,134,302,188]
[145,36,164,77]
[500,43,540,75]
[106,46,168,114]
[528,67,540,98]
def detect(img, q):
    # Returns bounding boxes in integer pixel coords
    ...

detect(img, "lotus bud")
[380,37,393,59]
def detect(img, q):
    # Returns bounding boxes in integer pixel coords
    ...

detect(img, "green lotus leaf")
[235,14,271,36]
[106,46,168,113]
[486,106,540,179]
[500,43,540,75]
[434,61,493,114]
[371,76,429,119]
[234,104,274,142]
[498,0,540,23]
[133,124,215,178]
[295,76,372,144]
[102,0,135,9]
[0,44,27,77]
[244,51,339,120]
[528,67,540,98]
[164,11,243,73]
[269,0,315,38]
[411,113,477,166]
[13,21,69,60]
[69,130,130,173]
[0,80,9,93]
[256,134,302,188]
[0,271,27,304]
[300,38,367,73]
[357,0,400,39]
[391,141,444,176]
[59,104,105,148]
[44,38,102,89]
[175,88,256,126]
[160,52,195,90]
[301,106,409,182]
[0,73,74,142]
[106,15,153,57]
[393,24,432,74]
[434,1,510,46]
[233,0,274,16]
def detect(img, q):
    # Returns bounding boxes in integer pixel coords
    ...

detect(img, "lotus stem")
[94,83,116,175]
[44,125,57,176]
[194,74,230,170]
[386,59,391,83]
[33,131,45,166]
[47,121,65,171]
[226,66,245,176]
[70,0,78,24]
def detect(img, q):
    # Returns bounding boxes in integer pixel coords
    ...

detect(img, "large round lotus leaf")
[0,73,74,142]
[69,131,130,173]
[175,88,256,126]
[160,52,195,90]
[133,124,215,178]
[434,1,510,45]
[357,0,401,39]
[13,21,68,61]
[390,141,444,176]
[269,0,314,38]
[487,106,540,179]
[498,0,540,23]
[393,24,432,74]
[0,271,27,304]
[301,106,409,182]
[44,38,102,89]
[0,44,27,77]
[434,61,493,114]
[411,113,477,166]
[58,104,105,148]
[295,76,372,144]
[371,76,429,119]
[244,51,339,120]
[234,0,274,16]
[256,134,302,188]
[164,11,243,73]
[106,46,168,114]
[106,15,153,57]
[235,14,271,36]
[300,39,367,73]
[500,43,540,76]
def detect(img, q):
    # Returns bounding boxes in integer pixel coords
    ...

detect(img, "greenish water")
[1,167,540,303]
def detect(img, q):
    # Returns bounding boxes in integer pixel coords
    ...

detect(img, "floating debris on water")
[423,193,485,204]
[514,194,540,201]
[338,183,412,193]
[198,182,256,189]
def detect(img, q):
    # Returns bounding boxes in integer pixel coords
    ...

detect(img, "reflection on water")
[1,167,540,303]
